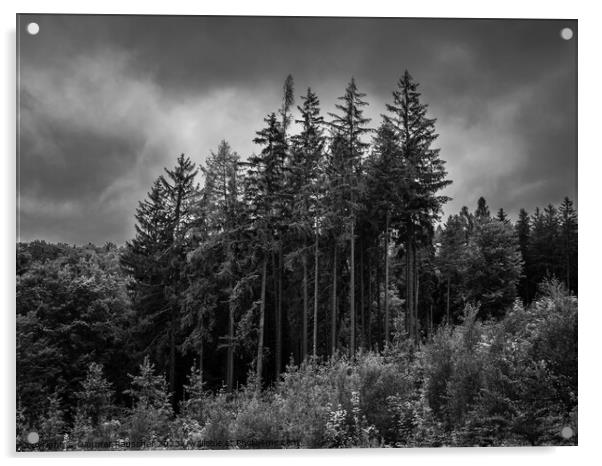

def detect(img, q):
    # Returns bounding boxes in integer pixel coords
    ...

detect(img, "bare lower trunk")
[276,245,283,375]
[415,263,420,343]
[226,293,234,390]
[256,259,267,388]
[350,221,355,357]
[313,231,319,358]
[331,245,337,356]
[406,237,414,341]
[429,304,433,339]
[360,242,365,350]
[199,340,204,387]
[169,303,176,403]
[446,276,451,324]
[302,254,308,361]
[376,260,382,350]
[384,211,390,346]
[367,255,373,350]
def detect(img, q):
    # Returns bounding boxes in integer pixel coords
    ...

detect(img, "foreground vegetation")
[17,280,576,450]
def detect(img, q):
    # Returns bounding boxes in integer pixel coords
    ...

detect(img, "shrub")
[124,356,173,447]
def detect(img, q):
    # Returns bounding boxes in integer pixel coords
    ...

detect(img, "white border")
[2,1,600,465]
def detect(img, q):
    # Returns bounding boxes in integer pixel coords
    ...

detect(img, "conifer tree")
[463,220,523,318]
[516,208,531,301]
[181,361,205,419]
[436,214,468,323]
[290,88,325,359]
[121,179,171,319]
[75,362,114,426]
[274,75,295,374]
[497,208,509,223]
[328,78,371,356]
[244,112,287,385]
[186,140,243,390]
[160,154,200,400]
[126,356,173,443]
[122,154,200,403]
[384,70,451,342]
[460,206,475,239]
[475,196,491,220]
[366,121,404,344]
[559,197,578,292]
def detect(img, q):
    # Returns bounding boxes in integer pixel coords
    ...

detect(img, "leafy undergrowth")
[17,280,576,450]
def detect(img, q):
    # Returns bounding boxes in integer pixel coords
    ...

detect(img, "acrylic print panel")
[16,14,577,451]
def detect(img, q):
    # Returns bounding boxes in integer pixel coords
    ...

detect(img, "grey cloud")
[17,15,577,243]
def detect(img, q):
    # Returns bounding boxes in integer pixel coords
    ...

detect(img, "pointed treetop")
[280,74,295,131]
[497,208,509,223]
[475,196,490,219]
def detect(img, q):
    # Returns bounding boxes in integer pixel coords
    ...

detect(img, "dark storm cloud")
[17,15,577,244]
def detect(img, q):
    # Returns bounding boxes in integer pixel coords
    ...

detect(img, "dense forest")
[16,72,578,449]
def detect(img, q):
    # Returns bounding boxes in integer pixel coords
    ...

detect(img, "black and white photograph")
[16,14,577,451]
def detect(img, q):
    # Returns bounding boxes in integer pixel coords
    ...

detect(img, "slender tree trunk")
[566,254,570,291]
[404,243,409,336]
[169,297,177,402]
[565,233,570,290]
[384,211,390,346]
[276,244,283,375]
[199,339,204,388]
[446,275,451,324]
[331,244,337,356]
[429,304,433,339]
[256,258,267,389]
[302,254,308,361]
[367,254,373,350]
[313,230,319,358]
[169,191,183,402]
[406,236,414,341]
[350,220,355,357]
[415,261,420,343]
[227,290,234,391]
[360,241,365,350]
[376,259,382,350]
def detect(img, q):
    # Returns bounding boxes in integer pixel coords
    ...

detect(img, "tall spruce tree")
[328,78,371,356]
[160,154,200,401]
[122,154,199,404]
[274,75,295,375]
[366,121,405,345]
[290,88,325,359]
[244,111,287,385]
[384,70,451,342]
[184,140,243,390]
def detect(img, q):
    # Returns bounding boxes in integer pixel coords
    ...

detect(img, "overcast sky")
[17,15,577,245]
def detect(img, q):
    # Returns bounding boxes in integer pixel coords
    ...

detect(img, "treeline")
[16,71,577,437]
[436,195,577,323]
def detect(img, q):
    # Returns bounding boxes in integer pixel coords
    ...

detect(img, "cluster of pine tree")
[119,71,455,400]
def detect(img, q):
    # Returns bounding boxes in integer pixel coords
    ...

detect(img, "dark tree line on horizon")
[16,72,578,430]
